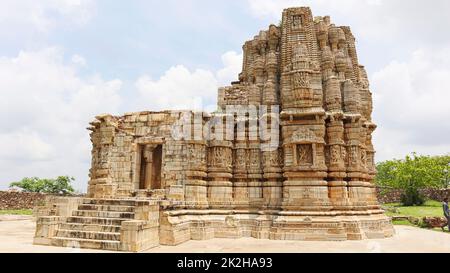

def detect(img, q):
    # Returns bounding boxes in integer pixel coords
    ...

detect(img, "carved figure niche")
[139,144,163,190]
[292,15,303,29]
[296,144,313,166]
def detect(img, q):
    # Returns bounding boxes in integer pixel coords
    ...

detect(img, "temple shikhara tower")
[34,7,394,252]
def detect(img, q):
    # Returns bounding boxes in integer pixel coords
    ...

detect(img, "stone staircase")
[47,199,157,251]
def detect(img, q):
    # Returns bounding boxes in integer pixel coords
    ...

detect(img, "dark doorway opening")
[139,144,163,190]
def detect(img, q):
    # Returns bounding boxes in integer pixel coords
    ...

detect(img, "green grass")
[391,219,414,226]
[384,200,443,218]
[0,209,33,215]
[383,200,449,233]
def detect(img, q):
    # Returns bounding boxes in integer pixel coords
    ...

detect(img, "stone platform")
[34,198,160,252]
[34,197,394,252]
[2,218,448,253]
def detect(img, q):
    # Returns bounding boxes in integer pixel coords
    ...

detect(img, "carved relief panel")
[360,149,367,169]
[292,15,303,30]
[291,73,314,107]
[248,149,261,169]
[349,146,359,166]
[292,72,310,89]
[367,152,375,172]
[99,147,110,165]
[296,144,313,166]
[330,145,341,165]
[263,150,280,168]
[188,143,206,169]
[289,128,320,168]
[234,149,247,171]
[341,146,348,166]
[208,147,232,169]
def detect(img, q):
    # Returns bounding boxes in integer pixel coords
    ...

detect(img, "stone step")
[83,199,139,206]
[78,204,135,213]
[67,216,127,226]
[72,210,135,219]
[52,237,122,251]
[56,229,120,241]
[59,223,121,233]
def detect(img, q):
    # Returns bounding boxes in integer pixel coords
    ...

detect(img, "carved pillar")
[263,51,279,106]
[247,140,264,208]
[326,117,350,209]
[323,75,350,210]
[344,117,370,210]
[233,140,249,209]
[363,122,380,209]
[185,141,208,209]
[262,146,283,209]
[207,122,233,209]
[261,110,283,210]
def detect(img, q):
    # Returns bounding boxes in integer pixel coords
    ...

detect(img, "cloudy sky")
[1,0,449,192]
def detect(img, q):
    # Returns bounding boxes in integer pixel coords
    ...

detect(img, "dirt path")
[0,218,449,253]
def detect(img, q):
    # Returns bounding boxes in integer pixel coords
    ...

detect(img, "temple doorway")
[138,144,163,190]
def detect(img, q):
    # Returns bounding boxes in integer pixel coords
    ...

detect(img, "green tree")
[10,176,75,195]
[376,154,450,206]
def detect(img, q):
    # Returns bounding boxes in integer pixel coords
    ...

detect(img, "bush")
[10,176,75,195]
[400,188,425,206]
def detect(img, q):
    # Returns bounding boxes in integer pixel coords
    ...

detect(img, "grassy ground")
[384,200,443,218]
[0,209,33,215]
[383,200,448,232]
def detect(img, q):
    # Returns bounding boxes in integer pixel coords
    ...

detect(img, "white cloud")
[217,51,243,86]
[0,0,95,32]
[71,54,87,67]
[372,47,450,161]
[0,130,54,161]
[0,47,121,191]
[136,65,218,111]
[246,0,450,45]
[247,0,375,19]
[136,51,242,112]
[0,48,241,191]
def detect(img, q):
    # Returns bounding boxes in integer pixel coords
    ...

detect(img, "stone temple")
[34,7,394,252]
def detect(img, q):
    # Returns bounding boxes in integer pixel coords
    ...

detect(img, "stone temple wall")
[35,7,394,250]
[87,111,193,200]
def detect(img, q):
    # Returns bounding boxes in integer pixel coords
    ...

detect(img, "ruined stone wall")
[377,188,450,204]
[0,191,47,210]
[87,111,196,199]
